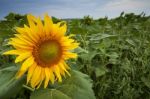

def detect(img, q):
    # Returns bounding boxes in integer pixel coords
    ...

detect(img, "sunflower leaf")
[0,66,25,99]
[30,89,71,99]
[57,70,96,99]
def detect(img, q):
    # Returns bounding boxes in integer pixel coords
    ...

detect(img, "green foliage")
[68,12,150,99]
[0,66,26,99]
[0,12,150,99]
[0,13,27,39]
[52,16,61,23]
[31,89,71,99]
[82,15,94,25]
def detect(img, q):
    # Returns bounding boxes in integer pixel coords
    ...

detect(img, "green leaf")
[106,52,119,64]
[31,70,96,99]
[126,39,136,47]
[30,89,71,99]
[74,47,88,54]
[106,52,119,59]
[141,77,150,88]
[90,33,116,41]
[95,67,108,77]
[57,70,96,99]
[0,66,25,99]
[80,50,98,62]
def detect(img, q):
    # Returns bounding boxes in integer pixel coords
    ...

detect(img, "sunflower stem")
[23,84,35,92]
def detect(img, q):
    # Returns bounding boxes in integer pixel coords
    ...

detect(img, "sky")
[0,0,150,19]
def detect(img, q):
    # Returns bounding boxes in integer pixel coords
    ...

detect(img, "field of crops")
[0,12,150,99]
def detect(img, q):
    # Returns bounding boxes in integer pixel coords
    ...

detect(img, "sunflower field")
[0,12,150,99]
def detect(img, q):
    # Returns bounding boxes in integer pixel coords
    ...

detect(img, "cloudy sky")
[0,0,150,19]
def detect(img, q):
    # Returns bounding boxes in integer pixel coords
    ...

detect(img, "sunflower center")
[34,40,61,66]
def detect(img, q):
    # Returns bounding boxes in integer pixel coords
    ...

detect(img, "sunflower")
[3,14,79,88]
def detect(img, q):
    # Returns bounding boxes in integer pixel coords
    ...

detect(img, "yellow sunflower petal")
[62,42,79,50]
[59,62,70,76]
[10,38,31,46]
[53,66,62,82]
[36,68,45,89]
[49,68,55,84]
[44,67,51,88]
[30,66,42,88]
[62,61,70,70]
[27,62,37,84]
[3,50,22,55]
[15,52,31,63]
[34,17,44,35]
[8,40,33,50]
[14,34,34,46]
[57,21,67,36]
[16,56,34,79]
[27,14,36,28]
[24,25,38,43]
[44,14,53,35]
[63,52,77,59]
[15,27,26,34]
[35,68,45,89]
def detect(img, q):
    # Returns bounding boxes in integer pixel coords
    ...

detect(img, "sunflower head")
[3,14,79,88]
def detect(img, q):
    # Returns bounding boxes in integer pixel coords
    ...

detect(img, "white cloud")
[103,0,150,10]
[94,0,150,18]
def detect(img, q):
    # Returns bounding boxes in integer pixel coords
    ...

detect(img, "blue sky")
[0,0,150,19]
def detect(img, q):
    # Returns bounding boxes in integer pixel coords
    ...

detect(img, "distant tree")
[4,12,26,21]
[82,15,93,25]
